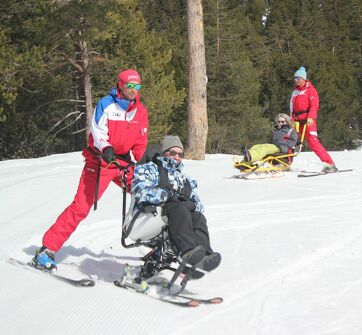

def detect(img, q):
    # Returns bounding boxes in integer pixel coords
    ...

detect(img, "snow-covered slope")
[0,150,361,335]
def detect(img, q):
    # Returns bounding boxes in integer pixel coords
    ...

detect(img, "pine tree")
[1,0,361,158]
[205,0,270,153]
[0,0,185,158]
[138,0,188,141]
[257,0,361,149]
[0,0,57,158]
[186,0,208,159]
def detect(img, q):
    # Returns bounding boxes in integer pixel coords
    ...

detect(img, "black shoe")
[242,146,251,162]
[196,252,221,272]
[183,267,205,280]
[181,246,206,266]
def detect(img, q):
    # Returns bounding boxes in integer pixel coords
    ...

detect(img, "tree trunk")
[80,40,93,143]
[66,39,93,146]
[216,0,220,76]
[186,0,208,160]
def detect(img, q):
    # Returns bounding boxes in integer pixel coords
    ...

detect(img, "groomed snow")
[0,150,361,335]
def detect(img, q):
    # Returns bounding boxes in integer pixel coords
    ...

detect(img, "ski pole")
[299,123,307,151]
[93,156,102,211]
[295,122,307,154]
[109,160,138,248]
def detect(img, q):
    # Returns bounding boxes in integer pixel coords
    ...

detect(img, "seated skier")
[241,113,298,164]
[128,135,221,272]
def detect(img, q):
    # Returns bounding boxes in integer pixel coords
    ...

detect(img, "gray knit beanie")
[160,135,184,153]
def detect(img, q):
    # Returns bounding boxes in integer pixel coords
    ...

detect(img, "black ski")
[298,169,353,178]
[165,265,205,280]
[114,280,200,307]
[9,258,95,287]
[226,173,283,180]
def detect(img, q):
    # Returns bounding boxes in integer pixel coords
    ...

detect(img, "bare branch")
[40,98,85,108]
[71,128,85,135]
[20,86,42,94]
[49,111,84,133]
[53,112,85,136]
[61,52,83,73]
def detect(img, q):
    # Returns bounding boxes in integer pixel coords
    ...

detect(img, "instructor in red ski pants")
[43,161,132,252]
[33,69,148,270]
[290,66,337,173]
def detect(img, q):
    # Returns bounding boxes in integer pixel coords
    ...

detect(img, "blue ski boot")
[32,246,57,271]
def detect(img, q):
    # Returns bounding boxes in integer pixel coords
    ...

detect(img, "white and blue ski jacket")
[132,156,204,213]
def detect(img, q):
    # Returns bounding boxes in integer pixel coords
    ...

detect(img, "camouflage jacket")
[132,156,204,213]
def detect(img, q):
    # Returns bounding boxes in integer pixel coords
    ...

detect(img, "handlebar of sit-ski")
[109,154,135,170]
[105,159,135,247]
[109,160,134,173]
[93,156,135,212]
[110,158,135,225]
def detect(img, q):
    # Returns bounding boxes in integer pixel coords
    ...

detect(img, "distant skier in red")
[290,66,337,173]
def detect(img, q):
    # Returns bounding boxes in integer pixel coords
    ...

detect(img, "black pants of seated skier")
[163,201,213,256]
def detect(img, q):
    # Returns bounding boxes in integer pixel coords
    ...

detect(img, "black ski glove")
[184,200,196,212]
[166,190,179,202]
[102,147,115,163]
[166,190,195,212]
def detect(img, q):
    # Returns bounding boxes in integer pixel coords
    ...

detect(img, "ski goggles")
[167,150,184,158]
[294,77,303,81]
[126,82,142,91]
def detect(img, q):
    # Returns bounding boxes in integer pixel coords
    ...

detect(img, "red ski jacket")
[83,88,148,167]
[289,80,319,121]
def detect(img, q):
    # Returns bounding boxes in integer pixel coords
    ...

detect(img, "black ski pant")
[163,201,213,256]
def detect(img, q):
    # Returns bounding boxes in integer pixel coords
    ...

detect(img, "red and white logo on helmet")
[118,69,141,84]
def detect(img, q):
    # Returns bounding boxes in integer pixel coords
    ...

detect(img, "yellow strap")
[294,123,307,154]
[300,123,307,143]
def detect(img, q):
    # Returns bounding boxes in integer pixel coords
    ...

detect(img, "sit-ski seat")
[119,142,206,289]
[233,123,306,175]
[124,198,168,243]
[122,197,175,276]
[122,197,204,285]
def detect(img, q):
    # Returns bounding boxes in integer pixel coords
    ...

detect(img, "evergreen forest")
[1,0,361,160]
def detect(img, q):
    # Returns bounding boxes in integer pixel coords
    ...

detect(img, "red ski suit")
[43,88,148,251]
[290,80,334,164]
